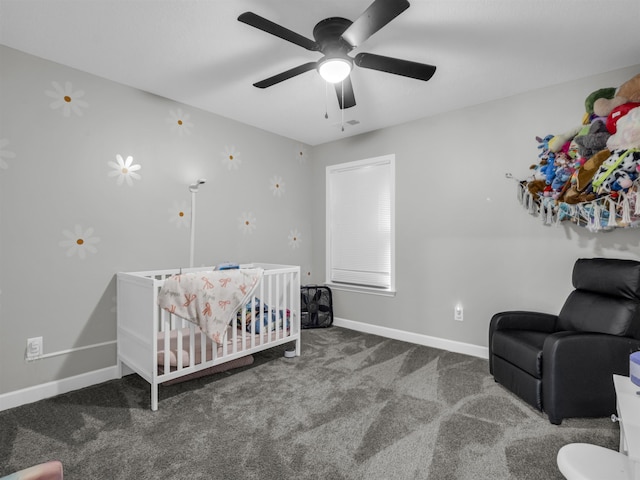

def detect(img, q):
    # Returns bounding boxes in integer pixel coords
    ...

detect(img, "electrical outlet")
[26,337,43,360]
[454,305,463,321]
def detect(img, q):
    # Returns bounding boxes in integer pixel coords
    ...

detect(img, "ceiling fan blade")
[253,62,318,88]
[334,76,356,109]
[238,12,320,51]
[341,0,410,47]
[355,52,436,81]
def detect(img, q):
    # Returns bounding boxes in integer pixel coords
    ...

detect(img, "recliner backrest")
[557,258,640,338]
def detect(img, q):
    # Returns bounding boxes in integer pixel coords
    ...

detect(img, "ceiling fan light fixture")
[318,57,352,83]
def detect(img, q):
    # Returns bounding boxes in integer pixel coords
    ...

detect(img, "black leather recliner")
[489,258,640,425]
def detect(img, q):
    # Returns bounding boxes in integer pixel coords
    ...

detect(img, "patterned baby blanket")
[157,268,264,344]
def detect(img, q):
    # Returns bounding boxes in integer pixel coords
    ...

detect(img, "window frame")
[325,154,396,297]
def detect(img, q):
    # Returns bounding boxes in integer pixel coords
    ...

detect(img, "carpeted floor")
[0,327,619,479]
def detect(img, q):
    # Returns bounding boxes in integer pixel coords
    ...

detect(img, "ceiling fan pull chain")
[341,81,345,132]
[324,81,329,119]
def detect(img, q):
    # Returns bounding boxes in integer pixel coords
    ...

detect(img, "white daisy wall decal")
[222,146,242,171]
[0,139,16,170]
[288,229,302,249]
[269,175,285,197]
[59,225,100,260]
[168,200,190,228]
[108,154,142,186]
[45,81,88,117]
[166,108,193,136]
[238,212,257,234]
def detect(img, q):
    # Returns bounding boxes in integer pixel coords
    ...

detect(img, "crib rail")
[117,263,300,410]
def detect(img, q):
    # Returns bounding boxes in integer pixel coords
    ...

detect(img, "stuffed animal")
[543,153,557,185]
[566,124,591,158]
[536,134,554,158]
[527,179,547,197]
[606,102,640,134]
[551,166,573,196]
[591,148,640,194]
[576,149,611,191]
[618,73,640,103]
[549,126,582,153]
[594,96,627,118]
[607,106,640,150]
[594,73,640,117]
[611,170,638,191]
[586,87,617,118]
[574,120,611,159]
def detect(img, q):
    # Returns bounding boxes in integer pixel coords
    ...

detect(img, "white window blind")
[326,155,395,291]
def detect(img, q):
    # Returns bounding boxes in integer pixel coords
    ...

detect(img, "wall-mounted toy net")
[515,74,640,232]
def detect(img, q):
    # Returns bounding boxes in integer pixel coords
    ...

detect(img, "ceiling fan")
[238,0,437,110]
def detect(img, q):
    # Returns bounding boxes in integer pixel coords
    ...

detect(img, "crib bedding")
[157,268,263,344]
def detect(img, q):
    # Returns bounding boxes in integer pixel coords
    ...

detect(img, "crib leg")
[151,383,158,411]
[295,337,301,357]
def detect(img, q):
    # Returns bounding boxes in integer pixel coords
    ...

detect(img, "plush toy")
[594,73,640,117]
[527,179,547,197]
[543,153,557,185]
[549,126,582,153]
[618,73,640,102]
[536,134,554,158]
[566,124,591,158]
[574,120,611,159]
[551,166,573,196]
[611,170,638,191]
[594,96,627,118]
[576,149,611,191]
[586,87,617,117]
[606,102,640,134]
[607,106,640,150]
[592,148,640,194]
[558,185,596,205]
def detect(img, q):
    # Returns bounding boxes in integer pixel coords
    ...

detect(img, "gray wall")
[311,65,640,348]
[0,46,313,394]
[2,43,639,398]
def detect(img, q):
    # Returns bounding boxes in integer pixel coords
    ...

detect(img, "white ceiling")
[1,0,639,146]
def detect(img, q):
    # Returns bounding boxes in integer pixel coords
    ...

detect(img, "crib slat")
[189,323,195,366]
[240,302,247,350]
[251,295,257,347]
[231,317,237,354]
[163,308,170,373]
[200,327,206,363]
[176,322,183,371]
[266,274,272,343]
[221,326,228,357]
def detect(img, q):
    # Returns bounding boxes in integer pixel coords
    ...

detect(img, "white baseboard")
[1,322,487,412]
[333,317,489,359]
[0,365,123,412]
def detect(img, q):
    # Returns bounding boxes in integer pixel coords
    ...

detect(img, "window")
[326,154,395,294]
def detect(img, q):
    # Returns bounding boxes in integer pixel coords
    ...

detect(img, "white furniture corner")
[557,374,640,480]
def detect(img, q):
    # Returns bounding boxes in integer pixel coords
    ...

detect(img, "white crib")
[116,263,301,410]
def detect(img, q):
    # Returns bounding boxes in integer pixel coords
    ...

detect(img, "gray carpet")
[0,327,619,479]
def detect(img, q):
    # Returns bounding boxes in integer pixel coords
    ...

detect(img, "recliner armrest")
[490,311,558,334]
[488,311,558,375]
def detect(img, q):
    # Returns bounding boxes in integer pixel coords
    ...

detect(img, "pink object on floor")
[1,460,63,480]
